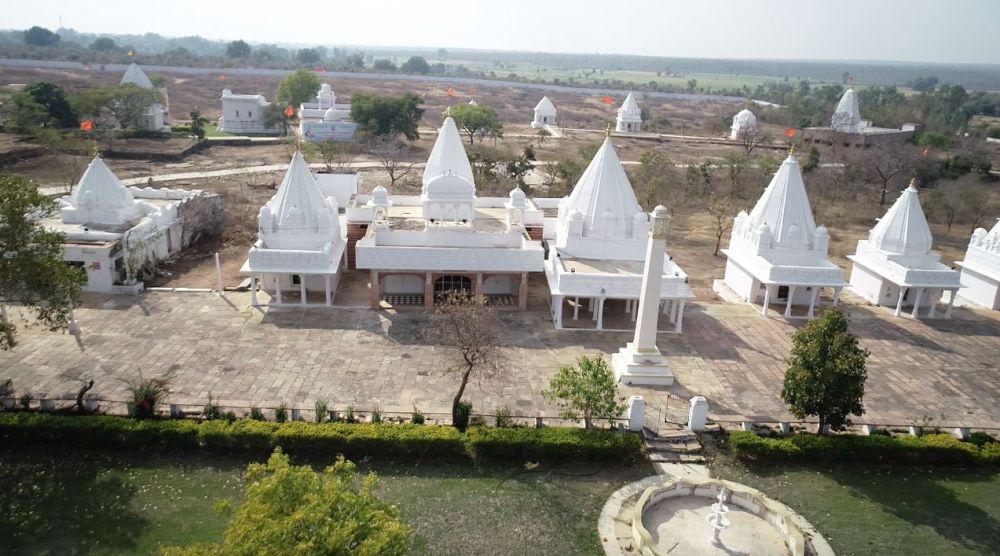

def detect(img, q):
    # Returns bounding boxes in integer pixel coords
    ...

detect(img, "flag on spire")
[284,105,294,118]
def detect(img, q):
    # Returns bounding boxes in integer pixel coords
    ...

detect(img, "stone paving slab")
[1,290,999,428]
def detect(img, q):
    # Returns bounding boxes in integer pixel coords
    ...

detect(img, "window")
[248,111,252,118]
[66,261,85,269]
[777,286,789,299]
[434,275,472,299]
[292,274,301,285]
[235,110,240,118]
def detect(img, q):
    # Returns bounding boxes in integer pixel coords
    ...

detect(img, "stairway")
[642,425,705,464]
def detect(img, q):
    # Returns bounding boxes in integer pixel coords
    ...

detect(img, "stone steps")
[643,425,706,465]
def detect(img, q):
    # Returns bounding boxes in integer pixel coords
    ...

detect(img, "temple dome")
[323,107,338,121]
[534,96,557,115]
[618,92,641,120]
[831,88,861,133]
[423,117,474,190]
[509,186,527,208]
[563,137,643,238]
[745,154,818,249]
[868,183,933,255]
[120,63,154,89]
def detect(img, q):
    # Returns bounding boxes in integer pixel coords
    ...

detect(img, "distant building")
[297,83,358,142]
[531,96,557,129]
[802,87,916,149]
[217,89,280,134]
[848,183,961,317]
[49,156,222,293]
[119,63,167,132]
[615,92,642,133]
[730,106,758,140]
[955,217,1000,310]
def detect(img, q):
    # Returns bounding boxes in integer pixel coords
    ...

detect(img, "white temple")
[543,136,693,331]
[241,151,348,306]
[804,86,917,148]
[350,116,544,309]
[719,153,846,318]
[848,182,961,317]
[120,63,166,131]
[218,89,279,134]
[297,83,358,142]
[730,105,758,140]
[615,92,642,133]
[955,218,1000,310]
[531,96,557,129]
[830,88,862,133]
[49,156,220,293]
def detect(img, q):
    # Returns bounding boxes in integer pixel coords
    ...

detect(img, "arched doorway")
[434,275,472,301]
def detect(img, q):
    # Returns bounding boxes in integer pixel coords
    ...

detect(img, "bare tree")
[427,292,504,421]
[861,144,916,206]
[736,128,769,156]
[368,136,415,187]
[708,199,734,256]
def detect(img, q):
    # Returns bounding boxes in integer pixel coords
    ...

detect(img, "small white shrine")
[350,116,544,309]
[542,136,693,331]
[830,88,862,133]
[297,83,358,142]
[217,89,279,134]
[531,96,557,129]
[848,182,961,317]
[730,105,758,140]
[956,218,1000,310]
[719,153,846,318]
[48,156,221,293]
[241,151,348,306]
[804,86,916,148]
[615,92,642,133]
[120,63,166,131]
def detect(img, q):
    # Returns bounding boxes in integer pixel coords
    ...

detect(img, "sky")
[7,0,998,65]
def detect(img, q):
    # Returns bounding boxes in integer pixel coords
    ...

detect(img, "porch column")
[894,287,906,317]
[517,272,528,310]
[573,296,580,320]
[761,285,771,318]
[250,276,259,307]
[624,299,631,313]
[670,299,678,323]
[370,270,380,309]
[833,287,842,306]
[631,298,638,322]
[274,276,283,305]
[911,287,924,318]
[675,300,686,333]
[784,286,797,317]
[588,298,595,313]
[424,272,434,309]
[474,273,483,297]
[945,289,956,318]
[808,287,819,319]
[552,295,563,328]
[928,289,938,318]
[324,275,332,307]
[596,298,605,330]
[300,275,307,305]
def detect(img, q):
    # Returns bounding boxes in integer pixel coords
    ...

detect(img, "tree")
[631,150,680,210]
[226,40,251,59]
[373,59,397,72]
[0,173,87,350]
[25,82,78,128]
[296,48,321,65]
[110,85,163,131]
[189,110,208,139]
[344,52,365,69]
[23,26,60,47]
[306,140,343,172]
[368,136,415,187]
[90,37,118,51]
[505,145,536,187]
[735,126,767,155]
[0,92,52,133]
[721,151,749,198]
[708,198,733,256]
[400,56,430,74]
[780,308,869,433]
[261,103,291,136]
[448,104,503,145]
[428,292,503,426]
[350,92,424,141]
[163,449,410,556]
[543,356,626,429]
[275,69,322,108]
[861,143,916,206]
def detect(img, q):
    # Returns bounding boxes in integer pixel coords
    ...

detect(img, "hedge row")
[0,413,642,464]
[729,431,1000,465]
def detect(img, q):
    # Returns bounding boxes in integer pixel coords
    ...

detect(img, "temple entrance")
[434,275,472,300]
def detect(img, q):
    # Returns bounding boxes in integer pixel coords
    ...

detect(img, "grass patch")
[0,444,651,555]
[707,435,1000,555]
[202,123,234,138]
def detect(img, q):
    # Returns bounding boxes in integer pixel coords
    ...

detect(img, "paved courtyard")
[2,287,999,428]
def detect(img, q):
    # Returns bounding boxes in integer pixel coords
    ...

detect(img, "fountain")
[705,486,730,547]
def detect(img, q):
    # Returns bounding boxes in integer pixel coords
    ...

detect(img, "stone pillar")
[894,287,906,317]
[324,275,332,307]
[911,287,924,318]
[552,295,563,329]
[370,270,380,309]
[674,301,685,333]
[250,275,259,307]
[274,276,282,305]
[573,297,580,320]
[808,287,819,318]
[761,285,771,318]
[300,274,307,305]
[945,289,956,318]
[626,396,645,432]
[475,273,484,297]
[784,285,797,317]
[518,272,528,310]
[687,396,708,431]
[424,272,434,309]
[596,298,605,330]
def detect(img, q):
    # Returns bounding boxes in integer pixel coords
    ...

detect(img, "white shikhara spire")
[730,106,758,139]
[618,92,641,119]
[868,182,933,256]
[831,88,861,133]
[423,116,474,190]
[257,151,340,249]
[563,137,644,239]
[61,156,144,227]
[120,63,155,89]
[741,154,819,251]
[534,96,556,116]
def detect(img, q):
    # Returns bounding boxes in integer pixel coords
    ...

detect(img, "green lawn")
[0,445,652,555]
[202,123,234,138]
[710,448,1000,555]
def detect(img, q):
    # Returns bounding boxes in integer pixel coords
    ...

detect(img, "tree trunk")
[879,184,888,206]
[452,363,473,416]
[817,416,827,435]
[714,233,723,256]
[75,379,95,414]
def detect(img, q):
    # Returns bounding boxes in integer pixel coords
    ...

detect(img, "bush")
[454,402,472,432]
[248,407,266,421]
[495,406,513,428]
[274,404,288,423]
[314,400,328,423]
[466,426,642,463]
[410,408,425,425]
[203,395,221,420]
[729,431,1000,465]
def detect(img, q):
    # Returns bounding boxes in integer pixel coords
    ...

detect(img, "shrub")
[729,431,1000,465]
[203,394,221,420]
[223,411,237,423]
[345,406,357,424]
[371,403,382,424]
[314,400,328,423]
[466,426,642,463]
[495,406,513,428]
[248,407,266,421]
[453,402,472,432]
[967,431,995,447]
[124,373,169,419]
[411,408,425,425]
[18,393,32,410]
[274,404,288,423]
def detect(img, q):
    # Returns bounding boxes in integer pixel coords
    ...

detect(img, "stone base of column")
[611,342,674,386]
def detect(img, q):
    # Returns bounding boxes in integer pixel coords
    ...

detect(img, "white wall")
[482,274,514,294]
[959,268,1000,309]
[383,274,424,294]
[723,261,755,301]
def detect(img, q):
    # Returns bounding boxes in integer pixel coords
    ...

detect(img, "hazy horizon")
[6,0,997,65]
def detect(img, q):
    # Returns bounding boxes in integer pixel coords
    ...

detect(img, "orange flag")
[922,147,930,157]
[218,74,226,81]
[445,87,455,98]
[784,127,796,138]
[601,95,613,106]
[79,120,93,132]
[284,105,294,118]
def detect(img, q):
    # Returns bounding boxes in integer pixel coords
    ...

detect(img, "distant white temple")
[831,88,862,133]
[120,63,166,131]
[50,156,220,293]
[218,89,279,134]
[242,151,349,306]
[615,92,642,133]
[531,96,557,129]
[730,105,758,140]
[803,86,917,148]
[719,153,846,318]
[297,83,358,142]
[956,217,1000,310]
[543,136,693,331]
[848,182,961,317]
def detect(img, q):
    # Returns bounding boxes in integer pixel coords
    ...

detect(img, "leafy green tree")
[505,145,536,187]
[226,40,251,59]
[189,110,208,139]
[0,173,87,350]
[780,308,869,433]
[448,104,503,145]
[372,59,397,72]
[543,356,626,429]
[400,56,430,74]
[0,92,52,133]
[23,26,60,47]
[162,449,410,556]
[297,48,321,65]
[344,52,365,69]
[24,82,78,128]
[262,103,291,136]
[350,92,424,141]
[275,69,321,108]
[90,37,118,51]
